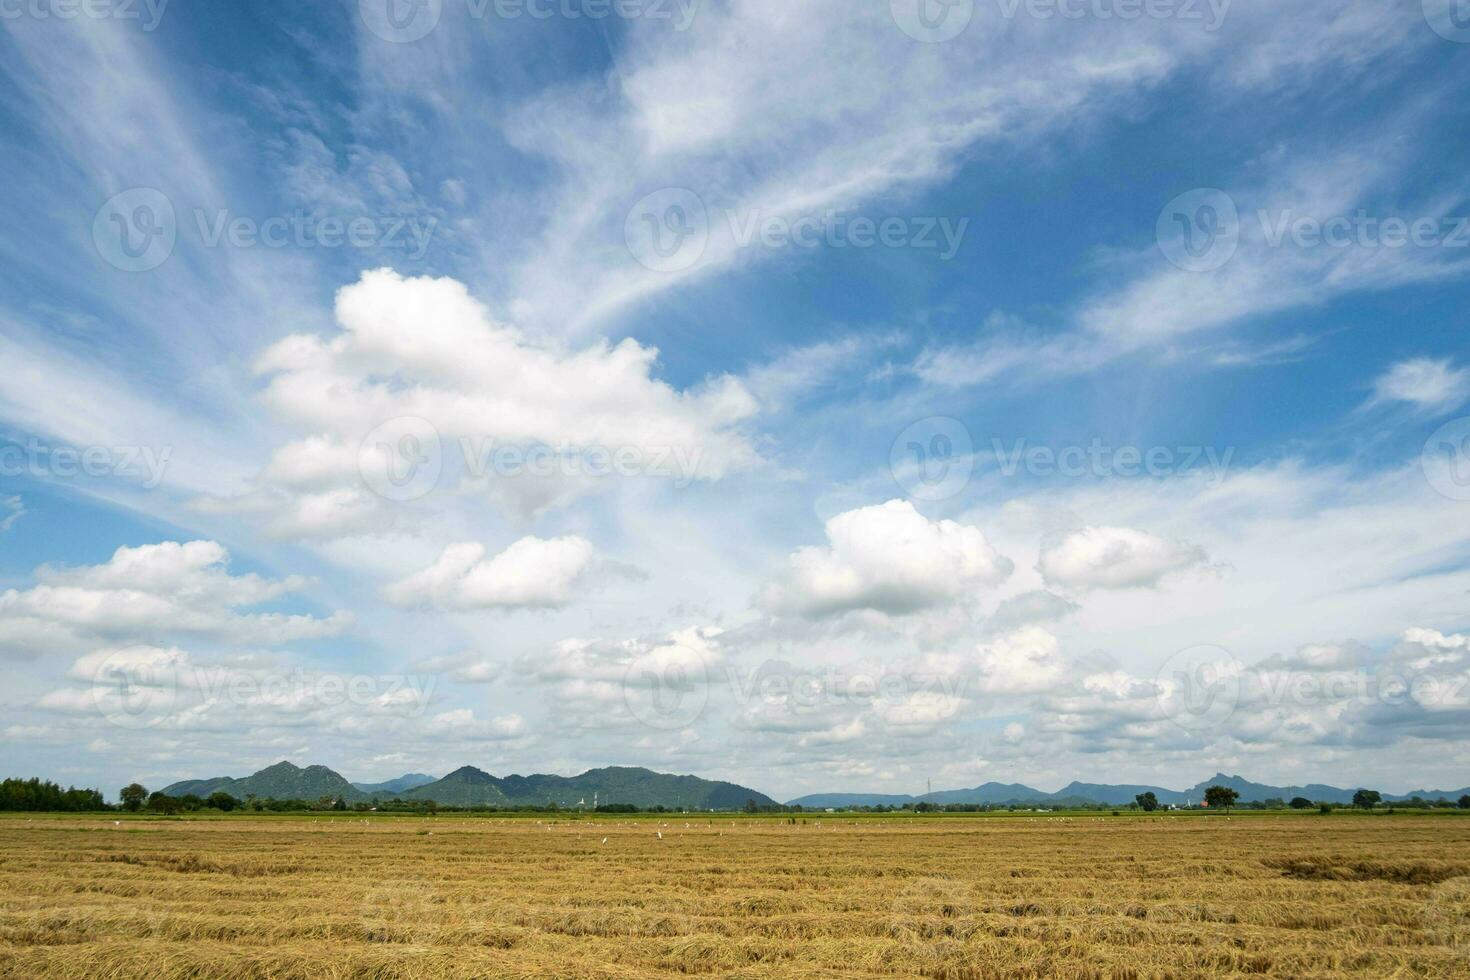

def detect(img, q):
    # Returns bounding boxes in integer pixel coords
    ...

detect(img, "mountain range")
[162,762,775,810]
[158,763,1468,810]
[350,773,437,796]
[395,765,775,810]
[788,772,1470,808]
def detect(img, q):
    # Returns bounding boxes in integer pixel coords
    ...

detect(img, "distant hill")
[787,772,1470,808]
[1180,773,1352,805]
[788,792,919,808]
[350,773,437,796]
[401,766,510,807]
[402,765,775,810]
[1386,786,1470,802]
[925,781,1060,805]
[162,761,775,810]
[163,762,364,802]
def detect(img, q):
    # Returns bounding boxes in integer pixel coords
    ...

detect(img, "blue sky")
[2,0,1470,801]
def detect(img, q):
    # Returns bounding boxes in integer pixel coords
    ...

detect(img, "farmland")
[1,813,1467,978]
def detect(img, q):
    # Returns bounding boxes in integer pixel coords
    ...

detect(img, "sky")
[2,0,1469,802]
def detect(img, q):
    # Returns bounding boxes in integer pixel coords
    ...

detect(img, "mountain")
[787,772,1470,808]
[1050,781,1184,806]
[162,762,364,801]
[787,792,919,808]
[400,766,511,807]
[351,773,437,796]
[402,765,776,810]
[1181,774,1372,805]
[1384,787,1470,802]
[160,762,775,809]
[923,781,1056,805]
[790,782,1059,808]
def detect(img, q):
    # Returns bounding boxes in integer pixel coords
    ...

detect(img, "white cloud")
[218,268,761,534]
[1038,525,1208,591]
[760,500,1012,617]
[416,653,504,684]
[1391,628,1470,672]
[384,536,625,611]
[974,627,1069,696]
[0,495,22,533]
[427,709,527,741]
[517,626,727,731]
[0,541,349,658]
[500,0,1424,337]
[1079,142,1470,351]
[1370,358,1470,414]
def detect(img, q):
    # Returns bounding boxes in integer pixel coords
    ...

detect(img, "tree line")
[0,778,106,812]
[3,778,1469,814]
[1132,786,1470,812]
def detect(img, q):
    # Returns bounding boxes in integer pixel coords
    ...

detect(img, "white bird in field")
[601,837,608,845]
[656,831,663,840]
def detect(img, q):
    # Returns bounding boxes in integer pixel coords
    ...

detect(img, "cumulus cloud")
[415,652,504,684]
[384,536,634,611]
[427,709,527,741]
[0,541,349,658]
[36,643,439,736]
[1038,525,1208,591]
[974,627,1069,696]
[1369,357,1470,414]
[1391,628,1470,672]
[989,590,1079,631]
[1014,626,1470,761]
[517,626,727,731]
[760,500,1012,617]
[206,269,762,535]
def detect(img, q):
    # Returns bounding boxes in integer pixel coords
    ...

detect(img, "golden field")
[1,812,1468,978]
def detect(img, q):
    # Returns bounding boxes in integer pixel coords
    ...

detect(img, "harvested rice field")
[2,813,1468,978]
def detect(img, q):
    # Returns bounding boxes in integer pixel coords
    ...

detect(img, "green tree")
[1289,797,1312,810]
[1203,786,1239,811]
[119,783,148,812]
[1459,795,1470,810]
[206,792,239,812]
[1135,792,1159,812]
[1352,789,1382,810]
[146,791,180,815]
[0,778,105,812]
